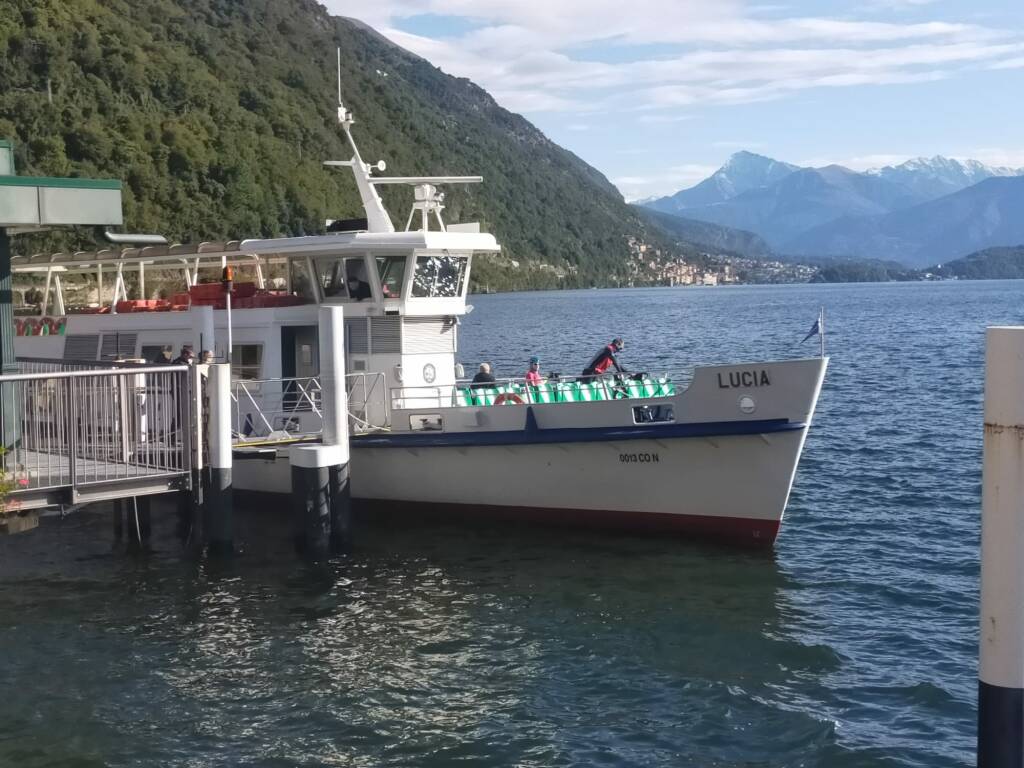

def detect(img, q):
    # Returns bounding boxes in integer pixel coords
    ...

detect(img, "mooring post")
[205,363,233,555]
[190,304,215,360]
[290,305,350,555]
[319,305,351,547]
[180,363,205,553]
[979,326,1024,768]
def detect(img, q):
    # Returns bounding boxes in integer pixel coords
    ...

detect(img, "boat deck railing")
[232,376,322,443]
[231,371,388,444]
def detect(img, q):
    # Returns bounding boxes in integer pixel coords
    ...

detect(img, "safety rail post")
[291,305,350,555]
[979,326,1024,767]
[205,363,233,555]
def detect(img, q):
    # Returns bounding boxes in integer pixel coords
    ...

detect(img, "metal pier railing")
[1,365,194,511]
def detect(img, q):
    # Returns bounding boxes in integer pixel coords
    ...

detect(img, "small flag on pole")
[801,315,820,344]
[800,307,826,357]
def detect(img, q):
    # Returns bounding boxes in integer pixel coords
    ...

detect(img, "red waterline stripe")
[355,498,782,546]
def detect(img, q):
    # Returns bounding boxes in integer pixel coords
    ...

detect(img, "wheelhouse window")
[315,255,373,301]
[288,259,316,302]
[231,344,263,380]
[411,253,468,298]
[376,255,407,298]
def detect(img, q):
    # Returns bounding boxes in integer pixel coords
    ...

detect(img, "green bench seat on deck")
[557,382,579,403]
[529,384,555,404]
[473,387,499,406]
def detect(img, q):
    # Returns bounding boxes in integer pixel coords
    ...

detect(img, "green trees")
[0,0,665,290]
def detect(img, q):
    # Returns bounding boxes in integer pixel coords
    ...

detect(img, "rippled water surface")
[2,281,1022,767]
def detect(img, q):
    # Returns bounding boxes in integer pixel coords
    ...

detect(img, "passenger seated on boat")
[471,362,496,389]
[581,337,626,378]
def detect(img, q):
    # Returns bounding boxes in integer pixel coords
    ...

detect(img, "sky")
[324,0,1024,201]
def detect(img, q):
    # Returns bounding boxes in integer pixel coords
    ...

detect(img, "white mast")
[327,48,394,233]
[325,49,483,234]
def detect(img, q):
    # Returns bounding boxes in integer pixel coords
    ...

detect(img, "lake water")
[2,281,1022,767]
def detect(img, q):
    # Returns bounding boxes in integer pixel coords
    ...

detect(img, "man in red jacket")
[582,338,626,378]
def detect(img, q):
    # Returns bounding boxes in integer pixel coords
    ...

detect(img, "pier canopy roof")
[12,230,499,273]
[0,139,122,232]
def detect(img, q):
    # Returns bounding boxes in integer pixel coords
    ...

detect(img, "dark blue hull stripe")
[351,418,805,449]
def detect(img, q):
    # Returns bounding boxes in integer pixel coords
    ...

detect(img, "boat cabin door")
[281,326,318,417]
[282,326,318,380]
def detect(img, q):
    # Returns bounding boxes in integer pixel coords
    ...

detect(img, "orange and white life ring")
[494,392,525,405]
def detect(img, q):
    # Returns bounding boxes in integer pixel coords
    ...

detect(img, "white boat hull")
[233,357,827,545]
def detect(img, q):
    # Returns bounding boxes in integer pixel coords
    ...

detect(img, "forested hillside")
[929,246,1024,280]
[0,0,663,290]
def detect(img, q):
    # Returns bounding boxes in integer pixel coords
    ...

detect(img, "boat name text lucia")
[717,369,772,388]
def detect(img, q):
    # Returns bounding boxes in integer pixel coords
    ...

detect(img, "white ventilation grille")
[402,317,455,354]
[63,335,99,361]
[370,317,401,353]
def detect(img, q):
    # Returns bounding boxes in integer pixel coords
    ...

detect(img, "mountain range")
[643,154,1024,267]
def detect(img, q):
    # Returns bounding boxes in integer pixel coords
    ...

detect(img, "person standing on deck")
[172,345,195,366]
[581,338,626,378]
[525,356,543,385]
[151,345,173,365]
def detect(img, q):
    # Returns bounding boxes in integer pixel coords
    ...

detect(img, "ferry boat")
[11,98,827,545]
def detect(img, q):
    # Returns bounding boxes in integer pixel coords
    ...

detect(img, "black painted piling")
[291,306,351,557]
[978,327,1024,768]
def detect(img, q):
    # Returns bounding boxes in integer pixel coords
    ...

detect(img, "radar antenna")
[324,48,484,233]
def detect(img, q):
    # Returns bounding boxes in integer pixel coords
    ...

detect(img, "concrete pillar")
[190,304,215,360]
[979,326,1024,767]
[291,305,350,554]
[205,363,233,555]
[318,305,352,547]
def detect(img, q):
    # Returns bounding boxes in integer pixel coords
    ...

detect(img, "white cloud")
[797,150,1024,172]
[797,153,916,170]
[356,3,1022,115]
[990,56,1024,69]
[962,148,1024,169]
[614,164,719,201]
